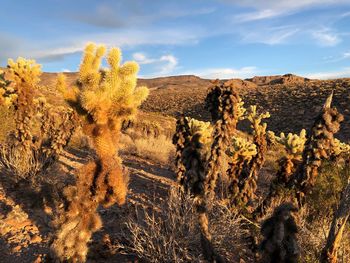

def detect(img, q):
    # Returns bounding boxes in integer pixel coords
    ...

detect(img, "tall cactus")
[296,93,343,200]
[204,80,245,198]
[225,105,269,209]
[51,43,149,262]
[172,116,222,261]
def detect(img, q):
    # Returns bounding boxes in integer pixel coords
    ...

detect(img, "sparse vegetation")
[0,45,349,263]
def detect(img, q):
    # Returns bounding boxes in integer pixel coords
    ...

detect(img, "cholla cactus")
[173,116,212,195]
[254,130,307,218]
[0,59,76,183]
[51,164,103,262]
[5,58,41,148]
[331,139,350,157]
[226,136,257,205]
[204,80,244,198]
[259,203,300,263]
[0,69,17,106]
[296,93,343,198]
[172,116,221,261]
[273,130,307,184]
[226,105,270,208]
[173,116,191,185]
[52,43,148,262]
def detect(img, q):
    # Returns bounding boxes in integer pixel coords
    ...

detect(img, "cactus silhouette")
[259,203,300,263]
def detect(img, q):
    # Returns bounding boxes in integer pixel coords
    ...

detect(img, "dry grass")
[120,133,175,164]
[117,188,250,263]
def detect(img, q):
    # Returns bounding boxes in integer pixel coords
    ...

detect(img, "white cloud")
[62,68,71,72]
[0,27,202,65]
[312,29,341,46]
[159,55,178,74]
[225,0,348,13]
[234,9,283,22]
[343,52,350,58]
[303,67,350,79]
[181,66,259,79]
[242,27,299,45]
[133,52,178,75]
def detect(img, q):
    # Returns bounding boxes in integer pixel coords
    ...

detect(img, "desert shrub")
[118,187,246,263]
[119,131,175,164]
[258,162,350,263]
[134,134,175,164]
[307,161,349,219]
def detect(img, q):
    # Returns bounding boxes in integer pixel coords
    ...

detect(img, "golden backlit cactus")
[5,57,41,147]
[273,129,307,183]
[52,43,148,262]
[7,57,41,87]
[0,58,76,184]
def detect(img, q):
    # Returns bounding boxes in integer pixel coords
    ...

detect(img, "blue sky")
[1,0,350,79]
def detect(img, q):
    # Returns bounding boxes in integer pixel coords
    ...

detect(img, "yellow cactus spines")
[274,129,307,159]
[186,117,213,146]
[0,70,17,107]
[332,139,350,157]
[245,105,270,140]
[56,73,79,106]
[228,136,257,163]
[7,57,41,87]
[52,43,148,262]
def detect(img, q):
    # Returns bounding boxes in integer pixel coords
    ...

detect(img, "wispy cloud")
[0,27,202,65]
[233,9,283,22]
[228,0,350,25]
[303,67,350,79]
[71,2,215,29]
[133,52,178,76]
[241,26,299,45]
[311,28,341,46]
[181,66,259,79]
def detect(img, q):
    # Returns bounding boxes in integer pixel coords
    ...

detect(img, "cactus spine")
[51,43,148,262]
